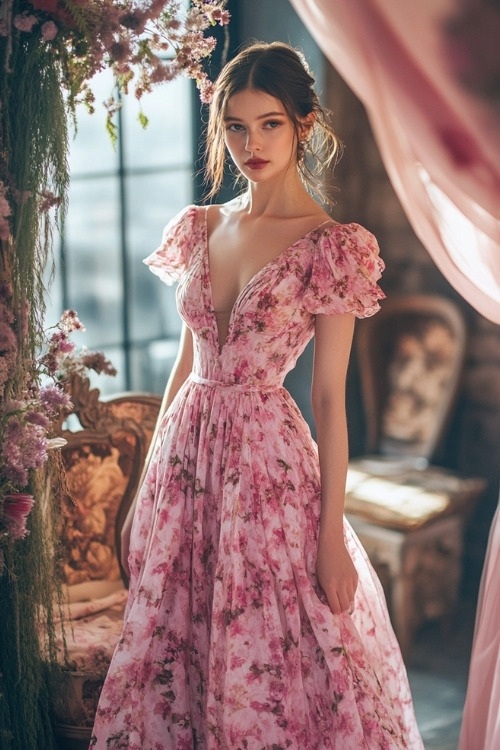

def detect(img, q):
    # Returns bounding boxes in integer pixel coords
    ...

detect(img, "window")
[45,69,194,395]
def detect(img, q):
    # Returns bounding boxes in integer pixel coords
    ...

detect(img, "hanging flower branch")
[3,0,229,102]
[0,301,116,562]
[2,0,229,141]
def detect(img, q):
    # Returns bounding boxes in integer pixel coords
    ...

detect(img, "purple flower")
[1,416,48,487]
[39,384,72,416]
[25,410,50,429]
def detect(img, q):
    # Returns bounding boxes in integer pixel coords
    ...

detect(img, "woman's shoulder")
[204,197,242,234]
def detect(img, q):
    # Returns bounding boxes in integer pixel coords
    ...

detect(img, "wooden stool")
[345,459,486,659]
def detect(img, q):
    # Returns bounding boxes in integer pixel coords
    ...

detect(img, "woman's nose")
[245,129,261,152]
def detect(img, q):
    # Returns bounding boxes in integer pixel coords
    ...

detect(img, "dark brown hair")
[204,41,342,205]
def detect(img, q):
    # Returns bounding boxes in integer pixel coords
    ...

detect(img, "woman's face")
[223,88,303,184]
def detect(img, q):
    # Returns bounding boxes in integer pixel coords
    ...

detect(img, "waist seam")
[189,373,281,392]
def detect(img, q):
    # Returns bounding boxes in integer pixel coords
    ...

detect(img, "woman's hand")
[120,507,134,580]
[316,534,358,615]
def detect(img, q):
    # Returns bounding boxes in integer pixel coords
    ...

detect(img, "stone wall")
[326,66,500,591]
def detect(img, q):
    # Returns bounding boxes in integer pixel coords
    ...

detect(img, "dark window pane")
[122,78,192,169]
[46,73,194,395]
[65,177,122,348]
[68,70,119,177]
[130,340,179,395]
[127,171,191,343]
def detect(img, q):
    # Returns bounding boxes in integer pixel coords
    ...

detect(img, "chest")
[207,220,311,314]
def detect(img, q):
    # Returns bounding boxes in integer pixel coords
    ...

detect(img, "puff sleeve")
[143,204,198,285]
[303,223,386,318]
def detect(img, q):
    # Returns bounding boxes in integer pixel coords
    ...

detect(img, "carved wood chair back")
[58,374,162,587]
[355,294,467,462]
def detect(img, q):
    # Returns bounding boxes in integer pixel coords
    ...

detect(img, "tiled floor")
[406,597,477,750]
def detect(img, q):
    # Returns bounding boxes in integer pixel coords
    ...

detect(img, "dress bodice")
[144,205,385,388]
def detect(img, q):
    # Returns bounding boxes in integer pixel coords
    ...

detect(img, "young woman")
[91,41,423,749]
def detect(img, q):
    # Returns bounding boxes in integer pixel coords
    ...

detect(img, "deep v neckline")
[202,208,334,355]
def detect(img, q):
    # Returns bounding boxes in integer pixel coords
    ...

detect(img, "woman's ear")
[299,112,315,141]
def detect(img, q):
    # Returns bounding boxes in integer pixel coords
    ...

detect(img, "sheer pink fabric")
[288,2,500,749]
[290,0,500,324]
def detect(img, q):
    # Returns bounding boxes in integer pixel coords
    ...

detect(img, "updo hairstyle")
[204,41,342,206]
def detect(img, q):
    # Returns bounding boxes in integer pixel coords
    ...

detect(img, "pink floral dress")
[90,205,424,749]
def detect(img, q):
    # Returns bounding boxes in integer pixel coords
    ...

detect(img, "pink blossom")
[0,182,12,239]
[109,40,130,63]
[0,283,13,304]
[186,9,206,32]
[0,192,11,218]
[41,20,58,41]
[0,320,16,351]
[80,350,117,376]
[40,351,58,376]
[0,357,13,396]
[0,221,10,240]
[13,13,38,33]
[60,309,85,333]
[39,190,62,212]
[1,494,35,540]
[50,333,75,354]
[119,10,147,33]
[212,9,230,25]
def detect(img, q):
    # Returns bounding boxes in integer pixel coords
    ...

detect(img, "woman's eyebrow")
[224,111,286,122]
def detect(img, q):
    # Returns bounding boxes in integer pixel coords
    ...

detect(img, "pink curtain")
[288,2,500,748]
[290,0,500,324]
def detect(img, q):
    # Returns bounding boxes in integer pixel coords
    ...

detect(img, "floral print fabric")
[90,206,423,749]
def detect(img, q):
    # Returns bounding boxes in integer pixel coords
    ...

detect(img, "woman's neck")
[239,176,320,220]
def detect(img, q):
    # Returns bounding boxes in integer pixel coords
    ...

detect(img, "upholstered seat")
[47,375,161,749]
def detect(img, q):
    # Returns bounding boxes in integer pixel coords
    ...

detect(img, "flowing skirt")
[91,380,423,749]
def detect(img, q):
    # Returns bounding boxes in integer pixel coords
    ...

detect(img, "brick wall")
[326,66,500,591]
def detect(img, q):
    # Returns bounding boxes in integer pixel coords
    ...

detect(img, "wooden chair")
[345,295,486,659]
[47,374,161,749]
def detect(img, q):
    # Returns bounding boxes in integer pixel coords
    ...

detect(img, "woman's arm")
[120,323,194,576]
[311,311,358,615]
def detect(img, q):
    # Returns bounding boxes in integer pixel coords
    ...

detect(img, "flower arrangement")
[0,299,115,565]
[2,0,229,134]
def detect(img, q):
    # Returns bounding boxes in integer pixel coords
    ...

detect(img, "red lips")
[245,159,269,169]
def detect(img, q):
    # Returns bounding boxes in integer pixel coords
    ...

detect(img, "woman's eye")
[227,123,244,132]
[265,120,281,129]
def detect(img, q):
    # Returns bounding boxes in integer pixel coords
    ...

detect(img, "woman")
[90,41,423,749]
